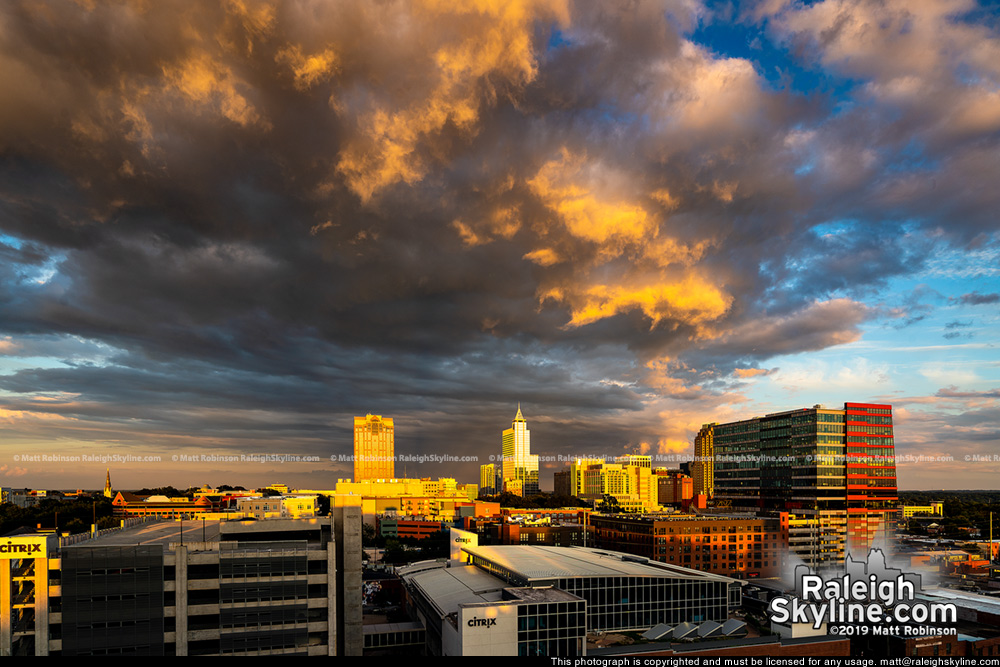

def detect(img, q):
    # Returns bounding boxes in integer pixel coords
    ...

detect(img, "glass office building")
[501,406,539,497]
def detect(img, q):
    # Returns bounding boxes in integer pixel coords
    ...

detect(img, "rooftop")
[62,520,222,549]
[462,545,737,583]
[404,565,507,618]
[61,517,330,551]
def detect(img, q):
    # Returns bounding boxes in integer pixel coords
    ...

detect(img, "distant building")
[479,463,496,496]
[692,423,715,498]
[378,517,449,540]
[235,494,318,519]
[325,477,484,525]
[568,458,604,497]
[111,492,217,518]
[501,406,539,497]
[354,414,395,482]
[900,502,945,519]
[575,460,658,512]
[654,469,693,506]
[553,470,571,496]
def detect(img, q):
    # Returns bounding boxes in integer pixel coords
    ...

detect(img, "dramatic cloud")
[0,0,997,489]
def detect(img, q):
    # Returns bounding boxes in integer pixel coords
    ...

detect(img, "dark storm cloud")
[1,0,998,486]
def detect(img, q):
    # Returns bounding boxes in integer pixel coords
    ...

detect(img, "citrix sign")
[0,542,43,555]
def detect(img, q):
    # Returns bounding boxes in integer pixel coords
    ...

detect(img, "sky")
[0,0,998,492]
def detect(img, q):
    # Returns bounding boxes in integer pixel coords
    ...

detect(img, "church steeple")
[103,468,113,499]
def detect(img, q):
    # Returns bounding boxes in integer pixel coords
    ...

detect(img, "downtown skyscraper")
[501,405,539,497]
[713,402,897,568]
[353,414,394,481]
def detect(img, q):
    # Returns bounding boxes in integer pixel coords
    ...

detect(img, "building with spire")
[103,469,113,499]
[501,405,539,497]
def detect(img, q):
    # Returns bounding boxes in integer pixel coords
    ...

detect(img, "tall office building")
[353,414,394,482]
[843,402,898,555]
[713,402,897,567]
[479,463,496,496]
[501,405,539,497]
[692,423,715,498]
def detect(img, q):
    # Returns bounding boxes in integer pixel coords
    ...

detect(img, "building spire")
[515,402,524,421]
[103,468,113,499]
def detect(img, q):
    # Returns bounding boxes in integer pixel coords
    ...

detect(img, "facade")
[692,423,715,498]
[843,403,898,555]
[378,517,449,540]
[0,510,363,656]
[403,542,740,655]
[235,495,318,519]
[589,514,783,579]
[900,502,944,519]
[479,464,496,496]
[111,492,219,518]
[354,414,395,482]
[501,406,539,497]
[569,458,605,497]
[713,402,897,566]
[553,470,571,497]
[460,545,740,632]
[463,517,586,548]
[655,470,693,506]
[326,477,483,526]
[578,461,658,512]
[404,565,587,656]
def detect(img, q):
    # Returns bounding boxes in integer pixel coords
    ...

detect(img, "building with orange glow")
[713,402,897,566]
[692,423,715,498]
[354,414,394,482]
[589,513,783,579]
[111,492,220,517]
[655,470,693,505]
[378,517,449,540]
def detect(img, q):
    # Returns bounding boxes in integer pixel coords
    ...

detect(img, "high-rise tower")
[713,402,897,567]
[844,402,897,555]
[692,423,715,498]
[354,414,394,482]
[501,405,539,497]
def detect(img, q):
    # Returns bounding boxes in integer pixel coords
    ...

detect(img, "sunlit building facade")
[589,514,783,579]
[713,402,897,566]
[501,406,539,497]
[479,463,496,496]
[692,423,715,498]
[576,461,659,512]
[354,414,394,482]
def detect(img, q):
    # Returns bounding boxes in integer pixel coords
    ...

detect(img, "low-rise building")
[589,513,783,579]
[402,542,740,656]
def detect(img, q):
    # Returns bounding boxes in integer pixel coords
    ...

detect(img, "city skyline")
[0,1,997,491]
